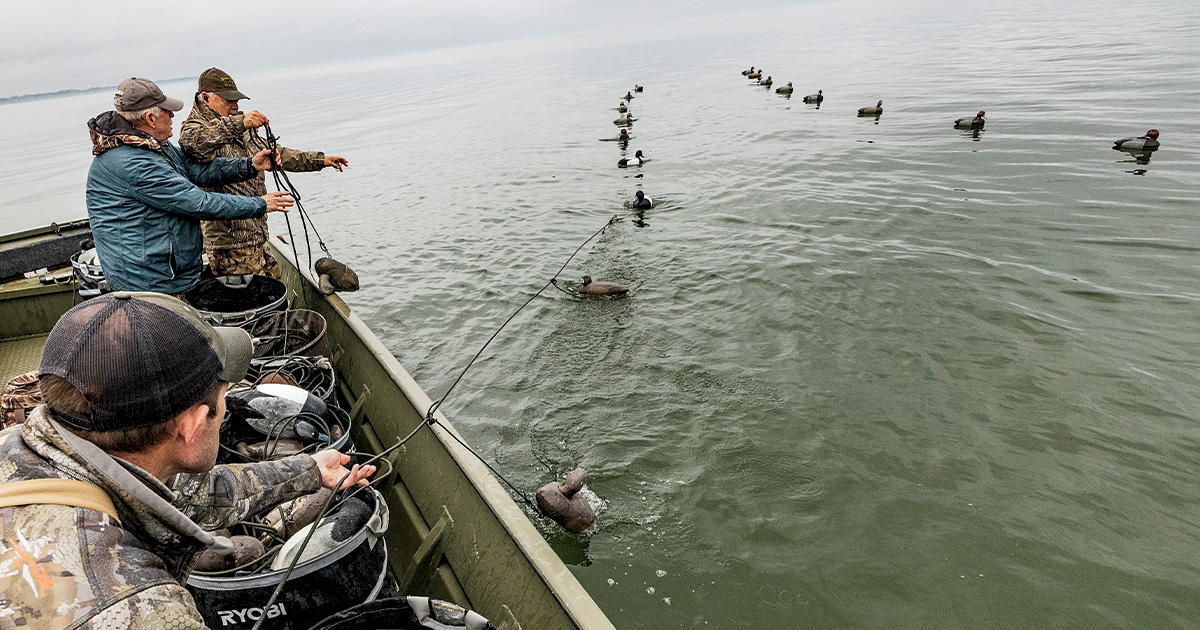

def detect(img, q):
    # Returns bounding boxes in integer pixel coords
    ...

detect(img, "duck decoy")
[631,190,653,209]
[748,70,762,79]
[536,468,596,532]
[802,89,823,103]
[776,82,793,95]
[614,113,633,126]
[634,84,643,92]
[618,150,644,167]
[954,110,986,128]
[1113,129,1160,150]
[624,91,634,101]
[759,75,773,87]
[577,276,629,297]
[858,100,883,116]
[742,66,755,76]
[617,101,628,113]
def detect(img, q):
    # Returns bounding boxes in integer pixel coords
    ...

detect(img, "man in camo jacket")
[0,292,373,628]
[179,68,349,279]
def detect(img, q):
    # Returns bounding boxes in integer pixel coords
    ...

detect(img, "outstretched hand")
[311,449,376,490]
[323,155,349,171]
[251,148,280,171]
[261,191,293,213]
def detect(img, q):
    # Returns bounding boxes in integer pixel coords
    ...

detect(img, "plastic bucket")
[186,488,393,630]
[183,275,287,327]
[307,596,498,630]
[249,310,330,359]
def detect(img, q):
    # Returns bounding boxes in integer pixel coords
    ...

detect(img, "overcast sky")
[2,0,811,97]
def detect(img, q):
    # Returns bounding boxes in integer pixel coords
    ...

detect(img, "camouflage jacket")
[0,406,322,629]
[178,95,326,251]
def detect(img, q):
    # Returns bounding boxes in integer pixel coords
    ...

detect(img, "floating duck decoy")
[1113,129,1160,150]
[748,70,762,80]
[954,110,986,128]
[577,276,629,297]
[742,66,755,76]
[618,150,644,167]
[624,91,634,101]
[634,84,643,92]
[776,82,793,95]
[858,99,884,116]
[802,89,823,103]
[617,101,628,113]
[759,75,773,87]
[614,113,633,126]
[631,190,653,209]
[536,468,596,533]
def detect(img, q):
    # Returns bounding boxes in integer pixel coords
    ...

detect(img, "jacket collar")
[87,110,162,156]
[21,406,204,558]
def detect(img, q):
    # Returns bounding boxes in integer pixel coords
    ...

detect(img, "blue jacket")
[86,111,266,294]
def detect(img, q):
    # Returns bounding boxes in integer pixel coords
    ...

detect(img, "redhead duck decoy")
[747,70,762,80]
[578,276,629,297]
[1113,129,1160,150]
[776,82,793,95]
[618,150,645,167]
[617,101,628,113]
[802,89,823,103]
[858,100,883,116]
[954,110,986,128]
[631,190,653,209]
[634,84,643,92]
[623,91,634,101]
[759,75,773,87]
[741,66,755,76]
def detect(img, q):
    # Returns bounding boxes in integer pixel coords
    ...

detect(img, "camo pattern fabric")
[0,406,322,629]
[0,372,40,430]
[179,96,325,252]
[88,125,161,156]
[207,243,282,279]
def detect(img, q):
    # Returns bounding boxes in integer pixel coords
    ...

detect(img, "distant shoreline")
[0,77,196,105]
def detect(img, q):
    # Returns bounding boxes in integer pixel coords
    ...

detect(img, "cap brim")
[213,326,252,382]
[160,96,186,112]
[214,89,249,101]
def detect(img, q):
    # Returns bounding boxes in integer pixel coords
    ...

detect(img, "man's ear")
[177,402,212,446]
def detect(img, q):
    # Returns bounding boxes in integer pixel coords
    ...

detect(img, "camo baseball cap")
[114,77,185,112]
[198,68,249,101]
[39,292,252,431]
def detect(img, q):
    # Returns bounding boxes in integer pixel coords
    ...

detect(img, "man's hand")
[242,110,269,129]
[251,148,280,171]
[323,156,350,172]
[262,191,294,213]
[311,450,376,490]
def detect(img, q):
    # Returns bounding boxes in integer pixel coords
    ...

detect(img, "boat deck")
[0,334,46,382]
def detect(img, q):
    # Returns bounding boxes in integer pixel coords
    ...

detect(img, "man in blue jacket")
[86,77,294,295]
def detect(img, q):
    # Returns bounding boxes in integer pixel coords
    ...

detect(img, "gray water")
[4,0,1200,626]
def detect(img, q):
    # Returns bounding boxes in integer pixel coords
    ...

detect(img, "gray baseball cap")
[39,292,252,431]
[114,77,185,113]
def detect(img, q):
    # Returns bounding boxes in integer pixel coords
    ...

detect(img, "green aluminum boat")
[0,221,615,630]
